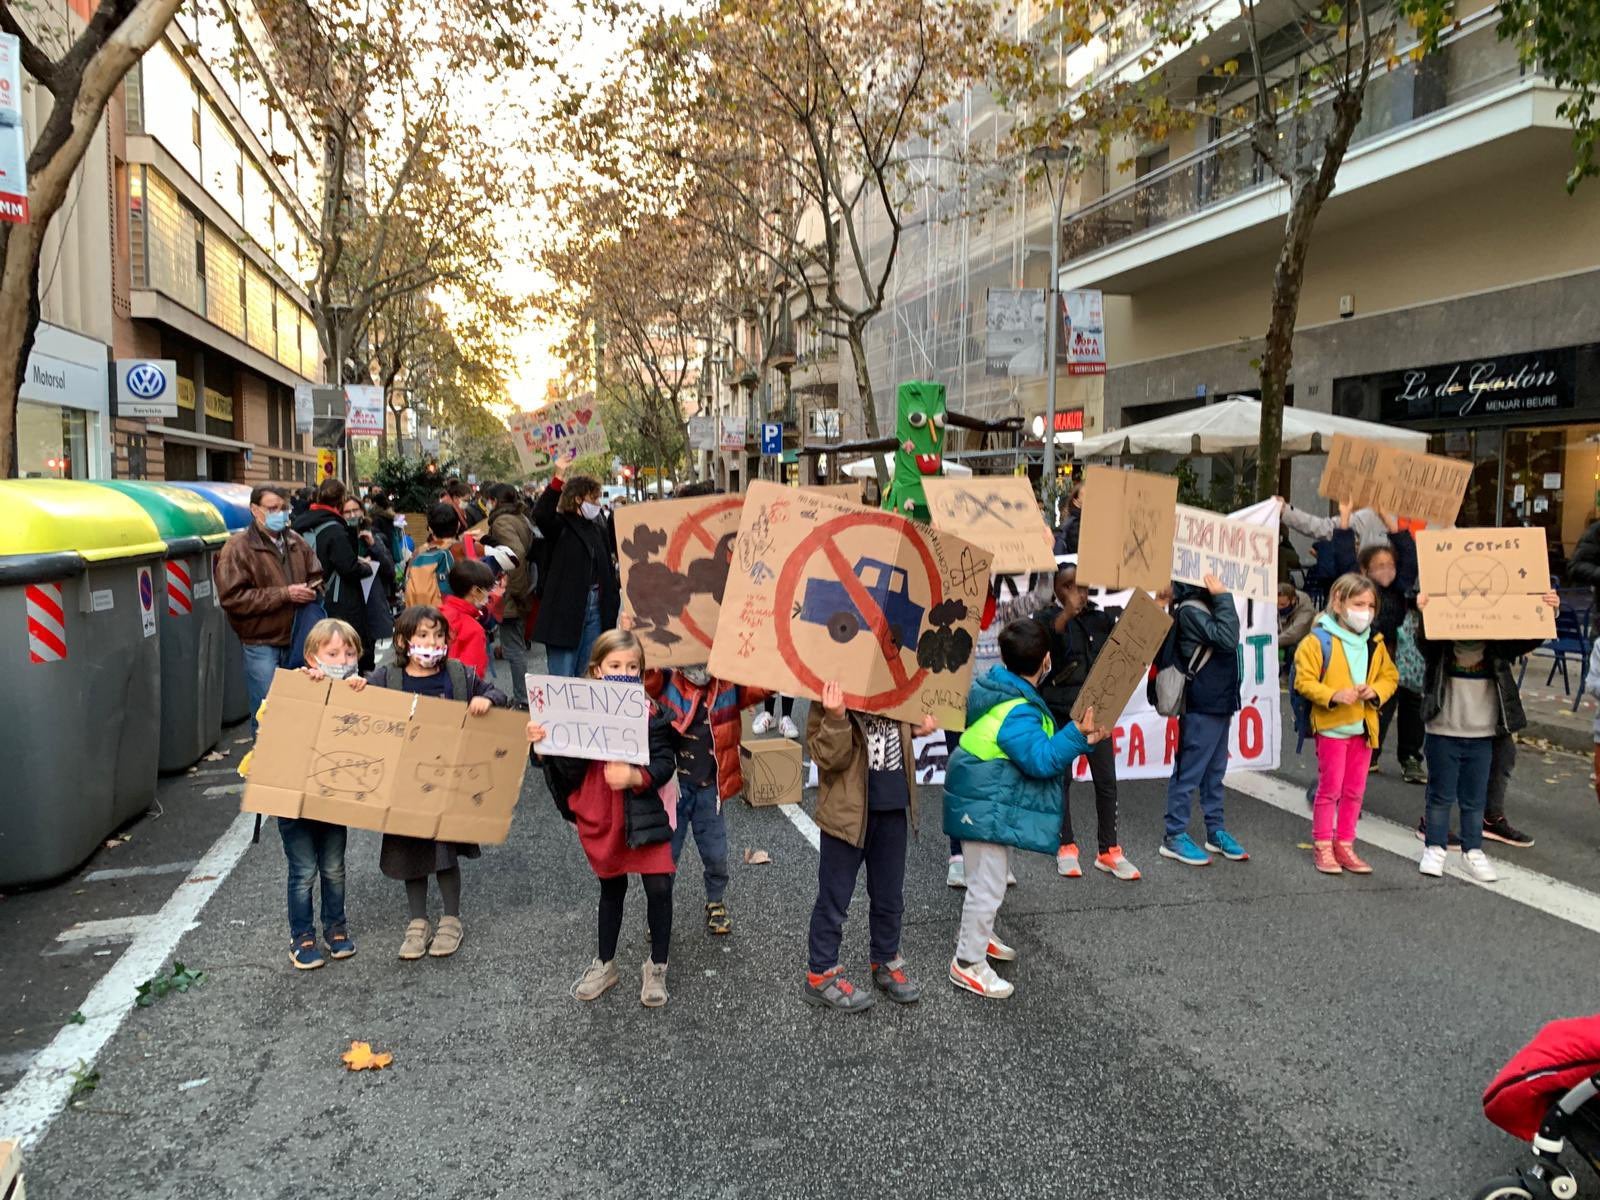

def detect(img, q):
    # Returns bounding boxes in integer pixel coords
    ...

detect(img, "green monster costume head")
[881,380,946,524]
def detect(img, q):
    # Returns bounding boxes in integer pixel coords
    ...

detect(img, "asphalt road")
[5,669,1600,1199]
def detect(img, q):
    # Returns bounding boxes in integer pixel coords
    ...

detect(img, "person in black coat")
[1567,517,1600,608]
[292,479,373,666]
[1052,481,1084,556]
[533,473,620,676]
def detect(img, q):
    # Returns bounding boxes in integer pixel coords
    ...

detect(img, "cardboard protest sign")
[614,493,744,667]
[1317,433,1471,527]
[1171,504,1278,601]
[923,476,1055,574]
[512,395,605,471]
[525,674,650,765]
[708,480,992,730]
[1416,527,1555,639]
[242,671,530,843]
[1076,465,1178,593]
[507,412,554,475]
[801,483,866,504]
[1069,589,1172,723]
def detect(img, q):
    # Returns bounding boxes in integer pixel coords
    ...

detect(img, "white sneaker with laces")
[946,857,966,889]
[949,957,1015,999]
[751,711,775,735]
[1005,870,1017,887]
[779,715,800,740]
[1418,845,1447,878]
[1463,848,1499,883]
[1056,845,1081,877]
[986,937,1017,962]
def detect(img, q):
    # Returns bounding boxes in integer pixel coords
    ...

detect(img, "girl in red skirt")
[530,629,681,1007]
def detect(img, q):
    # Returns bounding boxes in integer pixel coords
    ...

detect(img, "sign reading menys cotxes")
[1338,344,1598,425]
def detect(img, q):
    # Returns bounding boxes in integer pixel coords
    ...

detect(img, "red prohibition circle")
[774,510,944,712]
[662,496,745,649]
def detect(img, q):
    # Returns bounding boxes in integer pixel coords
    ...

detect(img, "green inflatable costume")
[881,380,946,524]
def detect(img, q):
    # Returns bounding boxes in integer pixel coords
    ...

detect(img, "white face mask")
[579,501,602,521]
[316,659,358,680]
[1343,609,1374,634]
[408,645,447,666]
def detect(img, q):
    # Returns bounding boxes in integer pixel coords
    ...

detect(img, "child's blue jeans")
[1163,712,1232,839]
[670,780,729,903]
[278,817,348,943]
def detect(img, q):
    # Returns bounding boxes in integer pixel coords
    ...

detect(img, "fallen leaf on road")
[1296,843,1313,850]
[102,834,131,849]
[341,1041,393,1071]
[743,848,772,865]
[203,750,228,762]
[186,875,217,884]
[178,1077,209,1091]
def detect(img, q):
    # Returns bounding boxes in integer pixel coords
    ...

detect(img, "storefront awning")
[154,426,255,453]
[1073,396,1429,458]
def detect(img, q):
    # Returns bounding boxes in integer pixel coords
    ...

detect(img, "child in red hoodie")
[440,559,495,677]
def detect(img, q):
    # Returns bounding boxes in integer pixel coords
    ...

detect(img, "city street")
[3,658,1599,1199]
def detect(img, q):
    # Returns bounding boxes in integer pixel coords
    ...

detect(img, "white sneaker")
[946,857,966,889]
[986,937,1017,962]
[779,715,800,740]
[1005,870,1017,888]
[1463,848,1499,883]
[1418,845,1447,877]
[1056,844,1082,877]
[949,957,1014,999]
[751,711,775,734]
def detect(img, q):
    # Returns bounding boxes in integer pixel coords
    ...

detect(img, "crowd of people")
[212,470,1581,1011]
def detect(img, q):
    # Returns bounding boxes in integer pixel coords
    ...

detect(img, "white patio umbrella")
[840,455,973,478]
[1072,396,1429,458]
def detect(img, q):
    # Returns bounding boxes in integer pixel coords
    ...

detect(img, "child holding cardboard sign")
[365,604,510,961]
[530,630,682,1008]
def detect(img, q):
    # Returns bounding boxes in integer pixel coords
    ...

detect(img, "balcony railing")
[1062,14,1526,262]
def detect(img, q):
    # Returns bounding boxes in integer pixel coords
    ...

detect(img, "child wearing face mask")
[1293,574,1399,875]
[440,558,496,677]
[366,604,509,961]
[944,619,1104,999]
[529,630,681,1007]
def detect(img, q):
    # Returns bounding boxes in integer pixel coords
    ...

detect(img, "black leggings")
[1059,738,1120,854]
[405,867,461,919]
[1376,687,1425,763]
[765,695,795,719]
[598,874,672,965]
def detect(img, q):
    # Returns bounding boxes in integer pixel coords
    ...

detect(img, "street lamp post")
[326,301,354,485]
[1030,145,1076,520]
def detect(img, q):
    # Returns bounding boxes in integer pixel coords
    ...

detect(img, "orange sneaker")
[1094,846,1141,881]
[1333,841,1373,874]
[1055,843,1082,878]
[1312,841,1343,875]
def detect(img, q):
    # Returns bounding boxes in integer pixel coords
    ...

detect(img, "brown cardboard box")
[242,669,530,843]
[0,1138,23,1200]
[741,737,803,807]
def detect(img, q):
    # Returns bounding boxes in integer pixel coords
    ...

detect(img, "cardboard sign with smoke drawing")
[922,476,1056,574]
[1076,465,1179,593]
[615,494,744,667]
[707,481,992,730]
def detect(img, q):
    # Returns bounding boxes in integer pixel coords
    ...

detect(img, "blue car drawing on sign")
[799,557,924,649]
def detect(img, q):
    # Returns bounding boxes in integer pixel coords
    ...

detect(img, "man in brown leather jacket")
[216,485,323,730]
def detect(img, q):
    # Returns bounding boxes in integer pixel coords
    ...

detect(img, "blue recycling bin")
[168,482,254,725]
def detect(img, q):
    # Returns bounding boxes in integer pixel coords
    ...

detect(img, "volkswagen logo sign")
[126,362,167,399]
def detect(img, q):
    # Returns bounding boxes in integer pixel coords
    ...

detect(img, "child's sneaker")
[1094,846,1141,881]
[1463,849,1499,883]
[1482,816,1534,848]
[570,958,619,1001]
[428,915,464,957]
[1401,757,1428,785]
[398,918,431,960]
[1159,833,1211,866]
[1205,830,1249,861]
[751,711,775,734]
[1333,841,1373,874]
[325,930,356,960]
[779,715,801,740]
[290,936,325,970]
[641,958,669,1007]
[1006,868,1017,887]
[1418,845,1447,877]
[1311,841,1343,875]
[946,856,966,888]
[948,957,1014,1000]
[986,937,1016,962]
[1414,818,1461,848]
[705,901,732,935]
[803,966,873,1012]
[1056,843,1082,877]
[871,958,921,1004]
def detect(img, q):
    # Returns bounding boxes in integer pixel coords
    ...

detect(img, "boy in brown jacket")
[803,680,938,1012]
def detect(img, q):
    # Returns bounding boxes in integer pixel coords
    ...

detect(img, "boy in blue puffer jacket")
[945,619,1106,1000]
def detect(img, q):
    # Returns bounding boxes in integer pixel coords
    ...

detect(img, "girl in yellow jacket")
[1293,574,1399,876]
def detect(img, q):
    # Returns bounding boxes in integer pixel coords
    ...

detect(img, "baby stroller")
[1474,1015,1600,1199]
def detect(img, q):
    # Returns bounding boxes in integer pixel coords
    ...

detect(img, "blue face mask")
[602,673,640,684]
[264,511,290,533]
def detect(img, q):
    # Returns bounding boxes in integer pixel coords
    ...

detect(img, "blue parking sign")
[760,422,782,456]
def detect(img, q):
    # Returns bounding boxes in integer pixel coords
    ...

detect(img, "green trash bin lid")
[0,480,167,582]
[89,481,231,557]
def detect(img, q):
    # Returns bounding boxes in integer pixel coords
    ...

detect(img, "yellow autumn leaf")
[341,1041,394,1071]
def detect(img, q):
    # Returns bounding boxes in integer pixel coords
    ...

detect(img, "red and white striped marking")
[26,583,67,663]
[165,561,192,616]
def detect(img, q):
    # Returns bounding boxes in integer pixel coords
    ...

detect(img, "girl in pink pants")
[1293,574,1399,875]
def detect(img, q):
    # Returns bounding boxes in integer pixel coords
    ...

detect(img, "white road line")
[81,861,195,883]
[778,803,821,851]
[0,812,255,1149]
[1226,771,1600,937]
[53,917,153,944]
[203,783,243,797]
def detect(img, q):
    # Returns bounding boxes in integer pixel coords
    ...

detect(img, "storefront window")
[17,402,91,479]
